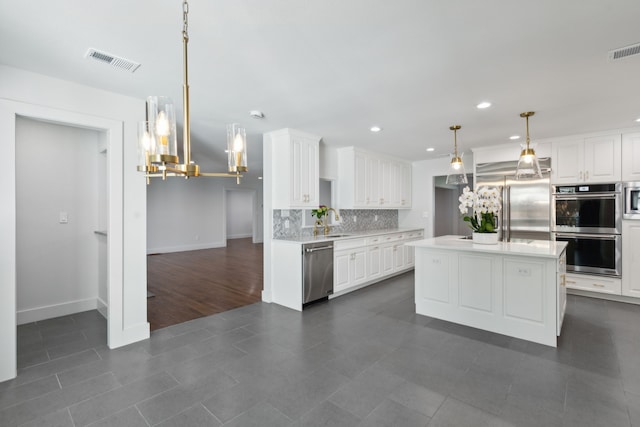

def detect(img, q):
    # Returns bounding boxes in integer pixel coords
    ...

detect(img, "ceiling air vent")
[608,43,640,61]
[84,48,141,72]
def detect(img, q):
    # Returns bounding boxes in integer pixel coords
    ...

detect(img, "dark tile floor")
[2,272,640,426]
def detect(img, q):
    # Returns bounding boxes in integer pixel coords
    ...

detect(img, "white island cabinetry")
[409,236,567,347]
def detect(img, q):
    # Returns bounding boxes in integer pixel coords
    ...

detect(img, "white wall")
[147,177,263,253]
[399,154,474,237]
[0,65,149,381]
[226,190,254,239]
[15,118,100,323]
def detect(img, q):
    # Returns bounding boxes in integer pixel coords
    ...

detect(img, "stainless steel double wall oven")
[552,183,622,277]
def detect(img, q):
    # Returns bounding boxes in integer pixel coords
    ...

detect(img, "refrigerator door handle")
[504,186,511,241]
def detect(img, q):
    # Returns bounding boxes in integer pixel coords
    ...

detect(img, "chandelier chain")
[182,0,189,41]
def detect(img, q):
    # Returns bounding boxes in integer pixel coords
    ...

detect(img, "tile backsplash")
[273,209,398,239]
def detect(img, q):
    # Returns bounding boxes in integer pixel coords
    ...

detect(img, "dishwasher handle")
[305,245,333,253]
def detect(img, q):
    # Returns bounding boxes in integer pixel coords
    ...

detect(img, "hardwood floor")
[147,238,263,330]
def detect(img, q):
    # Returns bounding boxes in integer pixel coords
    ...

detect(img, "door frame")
[0,99,126,381]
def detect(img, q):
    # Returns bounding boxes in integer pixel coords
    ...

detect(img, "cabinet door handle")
[585,171,589,181]
[592,283,604,288]
[579,171,583,181]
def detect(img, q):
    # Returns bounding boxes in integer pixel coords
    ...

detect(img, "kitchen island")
[407,236,567,347]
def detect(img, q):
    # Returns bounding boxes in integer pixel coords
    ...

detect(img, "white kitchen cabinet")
[382,245,395,275]
[366,236,383,281]
[413,238,566,347]
[557,250,567,335]
[268,128,320,209]
[333,239,367,293]
[337,147,412,209]
[403,230,423,268]
[564,273,621,295]
[393,242,405,270]
[400,163,412,208]
[552,135,621,184]
[622,132,640,181]
[622,221,640,298]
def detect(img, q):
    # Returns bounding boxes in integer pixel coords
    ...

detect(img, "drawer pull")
[592,283,605,288]
[566,280,577,284]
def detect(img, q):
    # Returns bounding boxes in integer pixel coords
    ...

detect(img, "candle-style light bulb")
[233,132,244,168]
[155,110,170,154]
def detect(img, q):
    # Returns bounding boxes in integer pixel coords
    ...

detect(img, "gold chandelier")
[445,125,468,185]
[136,0,248,184]
[515,111,542,179]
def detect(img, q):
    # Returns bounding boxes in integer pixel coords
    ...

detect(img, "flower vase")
[473,232,499,245]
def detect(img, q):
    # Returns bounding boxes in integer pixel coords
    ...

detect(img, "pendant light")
[515,111,542,179]
[136,0,248,185]
[446,125,468,185]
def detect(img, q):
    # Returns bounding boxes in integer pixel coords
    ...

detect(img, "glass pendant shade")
[445,124,468,185]
[515,112,542,179]
[515,144,542,179]
[227,123,248,172]
[146,96,178,164]
[446,152,468,184]
[136,121,157,171]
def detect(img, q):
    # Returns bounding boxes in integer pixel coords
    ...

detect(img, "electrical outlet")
[353,216,357,223]
[195,235,199,241]
[285,219,290,229]
[374,215,378,221]
[59,212,68,224]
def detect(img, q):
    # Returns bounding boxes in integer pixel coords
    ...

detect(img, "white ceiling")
[2,0,640,177]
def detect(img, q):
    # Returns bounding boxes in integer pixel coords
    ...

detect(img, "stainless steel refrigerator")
[475,158,551,242]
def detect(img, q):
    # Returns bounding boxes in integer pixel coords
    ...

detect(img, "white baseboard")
[17,298,98,325]
[147,241,226,255]
[227,233,253,239]
[96,297,108,319]
[261,289,272,303]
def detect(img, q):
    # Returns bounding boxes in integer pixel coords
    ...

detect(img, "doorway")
[433,174,473,236]
[146,183,264,331]
[15,118,104,324]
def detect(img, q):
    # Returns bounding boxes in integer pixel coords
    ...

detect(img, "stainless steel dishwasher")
[302,242,334,306]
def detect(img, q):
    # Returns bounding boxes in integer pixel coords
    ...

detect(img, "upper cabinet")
[622,132,640,181]
[552,135,621,184]
[268,129,320,209]
[337,147,412,209]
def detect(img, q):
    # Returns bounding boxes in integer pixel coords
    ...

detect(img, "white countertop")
[273,228,424,244]
[407,235,567,259]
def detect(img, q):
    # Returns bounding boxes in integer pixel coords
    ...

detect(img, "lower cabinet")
[334,247,367,293]
[333,230,423,295]
[623,221,640,298]
[565,273,622,295]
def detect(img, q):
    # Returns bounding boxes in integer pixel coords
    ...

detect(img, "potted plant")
[458,186,501,244]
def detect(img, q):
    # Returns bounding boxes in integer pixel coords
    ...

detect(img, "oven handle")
[554,233,619,240]
[553,194,618,200]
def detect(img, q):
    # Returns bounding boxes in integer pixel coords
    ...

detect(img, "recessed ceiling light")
[476,102,492,109]
[635,118,640,123]
[370,126,382,132]
[426,148,435,152]
[258,176,263,180]
[509,135,520,140]
[249,110,264,119]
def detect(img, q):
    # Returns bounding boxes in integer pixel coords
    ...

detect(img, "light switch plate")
[59,212,68,224]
